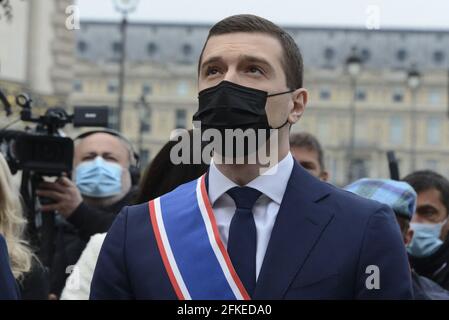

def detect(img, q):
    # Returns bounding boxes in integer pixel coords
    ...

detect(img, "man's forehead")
[201,32,284,65]
[75,133,128,155]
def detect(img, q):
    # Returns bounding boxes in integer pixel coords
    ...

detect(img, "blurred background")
[1,0,449,186]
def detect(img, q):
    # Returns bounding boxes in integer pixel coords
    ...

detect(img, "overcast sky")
[76,0,449,30]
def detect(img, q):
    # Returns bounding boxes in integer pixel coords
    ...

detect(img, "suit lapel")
[253,163,335,299]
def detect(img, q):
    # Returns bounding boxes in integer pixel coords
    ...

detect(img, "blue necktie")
[226,186,262,296]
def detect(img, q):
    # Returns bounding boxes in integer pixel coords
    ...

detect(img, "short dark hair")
[198,14,304,90]
[396,215,410,234]
[402,170,449,215]
[290,132,325,171]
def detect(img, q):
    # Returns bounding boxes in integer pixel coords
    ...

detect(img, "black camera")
[0,93,109,175]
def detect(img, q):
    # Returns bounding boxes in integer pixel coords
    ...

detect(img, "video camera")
[0,92,109,176]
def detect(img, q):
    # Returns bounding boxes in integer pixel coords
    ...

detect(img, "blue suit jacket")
[0,235,20,300]
[90,163,413,299]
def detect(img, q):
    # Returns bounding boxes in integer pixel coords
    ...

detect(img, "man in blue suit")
[0,234,20,300]
[90,14,413,299]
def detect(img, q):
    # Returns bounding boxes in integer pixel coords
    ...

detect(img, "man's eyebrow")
[200,55,275,72]
[239,55,274,71]
[416,204,438,211]
[83,151,98,157]
[200,56,224,71]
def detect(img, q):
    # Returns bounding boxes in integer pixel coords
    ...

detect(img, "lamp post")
[113,0,139,132]
[407,66,421,173]
[134,93,151,161]
[346,48,362,184]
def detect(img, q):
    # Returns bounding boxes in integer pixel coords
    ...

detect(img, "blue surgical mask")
[75,156,123,198]
[407,220,447,258]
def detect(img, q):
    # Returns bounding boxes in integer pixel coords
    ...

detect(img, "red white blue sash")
[148,174,250,300]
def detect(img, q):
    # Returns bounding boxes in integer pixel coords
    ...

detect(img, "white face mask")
[407,219,447,258]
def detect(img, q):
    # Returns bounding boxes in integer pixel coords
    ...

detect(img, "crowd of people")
[1,129,449,299]
[2,14,449,300]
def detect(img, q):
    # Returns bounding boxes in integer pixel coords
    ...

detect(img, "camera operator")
[36,129,139,299]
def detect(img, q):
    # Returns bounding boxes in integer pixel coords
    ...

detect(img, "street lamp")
[407,65,421,172]
[113,0,140,132]
[134,94,151,162]
[346,47,362,183]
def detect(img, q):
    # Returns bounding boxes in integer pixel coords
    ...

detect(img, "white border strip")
[195,178,245,300]
[154,197,192,300]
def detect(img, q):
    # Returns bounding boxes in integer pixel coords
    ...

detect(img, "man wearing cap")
[345,178,449,299]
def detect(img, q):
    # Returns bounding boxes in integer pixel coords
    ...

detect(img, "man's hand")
[36,177,83,219]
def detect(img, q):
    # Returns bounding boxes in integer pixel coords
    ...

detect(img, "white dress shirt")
[208,153,294,279]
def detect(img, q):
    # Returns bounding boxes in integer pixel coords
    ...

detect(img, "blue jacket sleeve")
[355,205,413,299]
[0,235,20,300]
[90,207,134,299]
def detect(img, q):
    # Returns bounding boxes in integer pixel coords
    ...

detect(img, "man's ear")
[440,219,449,241]
[289,88,308,124]
[319,170,329,182]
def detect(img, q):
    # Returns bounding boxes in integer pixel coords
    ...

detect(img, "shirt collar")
[208,153,294,205]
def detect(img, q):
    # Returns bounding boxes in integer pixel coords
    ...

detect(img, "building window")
[324,47,335,60]
[429,90,441,105]
[112,42,122,54]
[319,88,331,100]
[182,44,192,56]
[142,83,152,95]
[147,42,157,56]
[389,116,403,144]
[396,49,407,62]
[140,106,152,133]
[361,48,371,62]
[140,149,151,166]
[425,159,439,171]
[427,117,441,145]
[356,88,366,101]
[73,80,83,92]
[107,80,118,93]
[141,121,151,133]
[175,109,187,129]
[351,158,369,181]
[108,107,118,129]
[392,88,404,103]
[317,118,329,141]
[177,81,189,96]
[77,41,87,53]
[433,51,445,64]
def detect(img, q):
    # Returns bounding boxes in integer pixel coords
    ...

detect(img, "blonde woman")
[0,153,48,299]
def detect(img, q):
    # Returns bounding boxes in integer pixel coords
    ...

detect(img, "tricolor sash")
[148,174,250,300]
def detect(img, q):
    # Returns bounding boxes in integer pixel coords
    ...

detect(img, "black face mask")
[193,80,295,131]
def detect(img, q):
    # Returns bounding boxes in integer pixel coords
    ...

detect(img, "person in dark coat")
[37,130,140,299]
[346,178,449,300]
[402,170,449,291]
